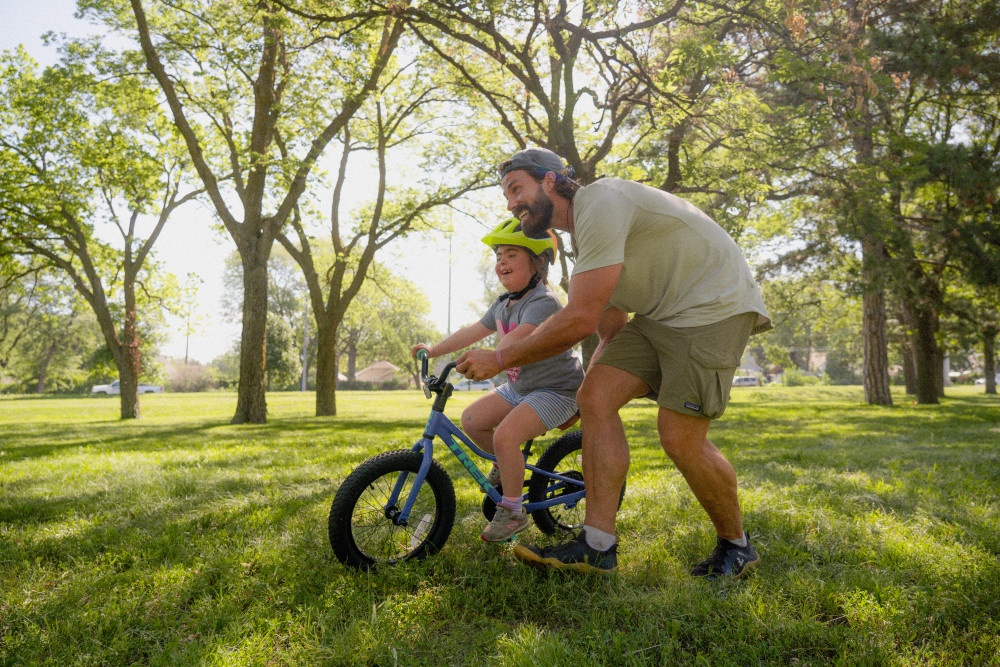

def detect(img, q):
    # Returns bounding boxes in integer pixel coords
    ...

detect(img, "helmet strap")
[498,272,542,304]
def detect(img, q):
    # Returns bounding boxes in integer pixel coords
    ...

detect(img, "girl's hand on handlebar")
[411,343,432,359]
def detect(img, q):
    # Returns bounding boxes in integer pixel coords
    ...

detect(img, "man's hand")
[455,348,500,381]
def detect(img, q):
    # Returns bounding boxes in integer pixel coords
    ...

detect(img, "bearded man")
[456,148,771,578]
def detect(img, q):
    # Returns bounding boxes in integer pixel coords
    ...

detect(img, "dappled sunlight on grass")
[1,387,998,664]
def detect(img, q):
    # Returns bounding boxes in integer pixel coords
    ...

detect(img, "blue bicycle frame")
[387,362,586,527]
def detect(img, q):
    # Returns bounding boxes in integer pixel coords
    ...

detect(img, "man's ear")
[542,170,558,194]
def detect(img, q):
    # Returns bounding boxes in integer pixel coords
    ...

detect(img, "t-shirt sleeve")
[572,186,628,275]
[518,293,561,327]
[479,298,501,331]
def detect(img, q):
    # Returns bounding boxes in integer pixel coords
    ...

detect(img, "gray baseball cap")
[498,147,575,180]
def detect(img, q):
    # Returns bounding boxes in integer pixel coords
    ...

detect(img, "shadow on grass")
[0,415,430,463]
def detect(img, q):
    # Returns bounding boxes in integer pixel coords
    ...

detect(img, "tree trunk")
[901,335,918,395]
[35,348,52,394]
[314,321,338,417]
[119,287,142,419]
[347,345,357,381]
[984,326,997,395]
[233,256,269,424]
[898,305,918,394]
[910,300,940,405]
[861,288,893,405]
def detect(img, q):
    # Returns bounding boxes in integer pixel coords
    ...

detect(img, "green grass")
[1,387,998,666]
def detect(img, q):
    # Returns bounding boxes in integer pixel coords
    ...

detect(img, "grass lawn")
[1,386,998,665]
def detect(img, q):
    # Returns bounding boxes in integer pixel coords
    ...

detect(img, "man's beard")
[517,189,555,239]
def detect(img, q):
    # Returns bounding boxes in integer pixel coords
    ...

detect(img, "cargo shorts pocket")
[686,344,742,419]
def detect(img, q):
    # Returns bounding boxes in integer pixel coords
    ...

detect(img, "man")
[456,147,771,578]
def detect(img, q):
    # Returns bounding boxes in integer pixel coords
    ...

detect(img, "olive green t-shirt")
[572,178,771,334]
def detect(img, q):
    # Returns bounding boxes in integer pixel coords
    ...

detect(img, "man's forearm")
[498,305,596,369]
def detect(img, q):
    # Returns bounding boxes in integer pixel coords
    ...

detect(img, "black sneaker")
[691,533,760,580]
[513,531,617,574]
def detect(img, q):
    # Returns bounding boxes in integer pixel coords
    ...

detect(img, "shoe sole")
[481,521,529,543]
[695,555,761,580]
[512,544,617,574]
[733,556,761,579]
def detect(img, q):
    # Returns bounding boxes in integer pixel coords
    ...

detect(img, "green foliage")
[1,388,998,664]
[338,265,439,380]
[752,274,862,384]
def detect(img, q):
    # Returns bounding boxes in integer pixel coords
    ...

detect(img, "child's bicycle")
[327,350,626,570]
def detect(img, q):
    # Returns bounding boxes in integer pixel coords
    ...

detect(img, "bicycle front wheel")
[328,449,456,570]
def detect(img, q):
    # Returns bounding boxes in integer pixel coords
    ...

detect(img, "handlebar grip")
[417,349,429,377]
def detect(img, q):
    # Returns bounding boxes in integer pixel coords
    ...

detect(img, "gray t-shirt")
[572,178,771,334]
[480,282,584,399]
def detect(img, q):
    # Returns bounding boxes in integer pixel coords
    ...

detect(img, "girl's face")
[494,245,534,292]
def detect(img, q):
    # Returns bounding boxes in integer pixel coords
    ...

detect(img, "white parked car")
[91,380,164,395]
[454,378,495,391]
[974,374,1000,385]
[732,376,761,387]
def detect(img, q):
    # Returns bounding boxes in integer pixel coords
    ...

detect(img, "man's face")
[502,170,554,239]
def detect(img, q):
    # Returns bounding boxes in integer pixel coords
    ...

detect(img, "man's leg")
[657,407,743,540]
[575,364,650,535]
[512,363,648,572]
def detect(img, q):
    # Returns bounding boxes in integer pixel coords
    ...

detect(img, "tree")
[89,0,408,423]
[0,260,103,393]
[753,272,863,384]
[0,46,196,415]
[398,0,779,363]
[336,266,438,385]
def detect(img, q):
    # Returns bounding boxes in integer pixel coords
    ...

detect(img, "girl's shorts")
[494,381,579,431]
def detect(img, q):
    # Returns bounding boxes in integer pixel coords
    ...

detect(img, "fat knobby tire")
[328,449,456,570]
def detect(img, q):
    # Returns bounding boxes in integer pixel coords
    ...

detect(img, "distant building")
[355,360,402,385]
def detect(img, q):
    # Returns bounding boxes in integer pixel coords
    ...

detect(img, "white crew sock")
[726,532,748,548]
[581,525,617,551]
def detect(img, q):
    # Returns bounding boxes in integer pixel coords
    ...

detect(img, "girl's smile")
[494,245,534,294]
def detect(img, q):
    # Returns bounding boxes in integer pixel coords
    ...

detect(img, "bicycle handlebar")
[416,349,457,398]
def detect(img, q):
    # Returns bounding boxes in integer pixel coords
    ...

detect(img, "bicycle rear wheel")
[527,430,627,535]
[329,449,456,570]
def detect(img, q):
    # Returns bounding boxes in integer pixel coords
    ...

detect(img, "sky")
[1,0,506,364]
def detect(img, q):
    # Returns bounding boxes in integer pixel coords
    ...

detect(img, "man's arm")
[589,306,629,370]
[456,263,622,380]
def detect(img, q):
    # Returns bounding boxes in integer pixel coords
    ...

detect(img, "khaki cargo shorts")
[594,312,757,420]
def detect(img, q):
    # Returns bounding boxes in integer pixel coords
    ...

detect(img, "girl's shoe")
[481,505,529,542]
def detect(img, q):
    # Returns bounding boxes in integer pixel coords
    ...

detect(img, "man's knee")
[577,366,644,417]
[659,430,690,462]
[576,379,605,417]
[658,411,711,463]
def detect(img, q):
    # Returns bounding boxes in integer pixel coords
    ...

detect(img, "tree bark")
[232,255,269,424]
[984,326,998,395]
[314,321,338,417]
[861,288,893,405]
[908,296,940,405]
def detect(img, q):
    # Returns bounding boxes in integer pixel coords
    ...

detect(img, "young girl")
[412,219,584,542]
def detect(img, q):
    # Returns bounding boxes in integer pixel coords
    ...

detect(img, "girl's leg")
[461,390,517,454]
[493,403,548,497]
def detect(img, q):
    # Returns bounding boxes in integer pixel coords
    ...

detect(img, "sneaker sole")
[733,555,761,579]
[696,555,761,580]
[512,544,617,574]
[481,521,529,543]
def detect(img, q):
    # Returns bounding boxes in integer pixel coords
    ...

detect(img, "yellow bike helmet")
[481,218,558,261]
